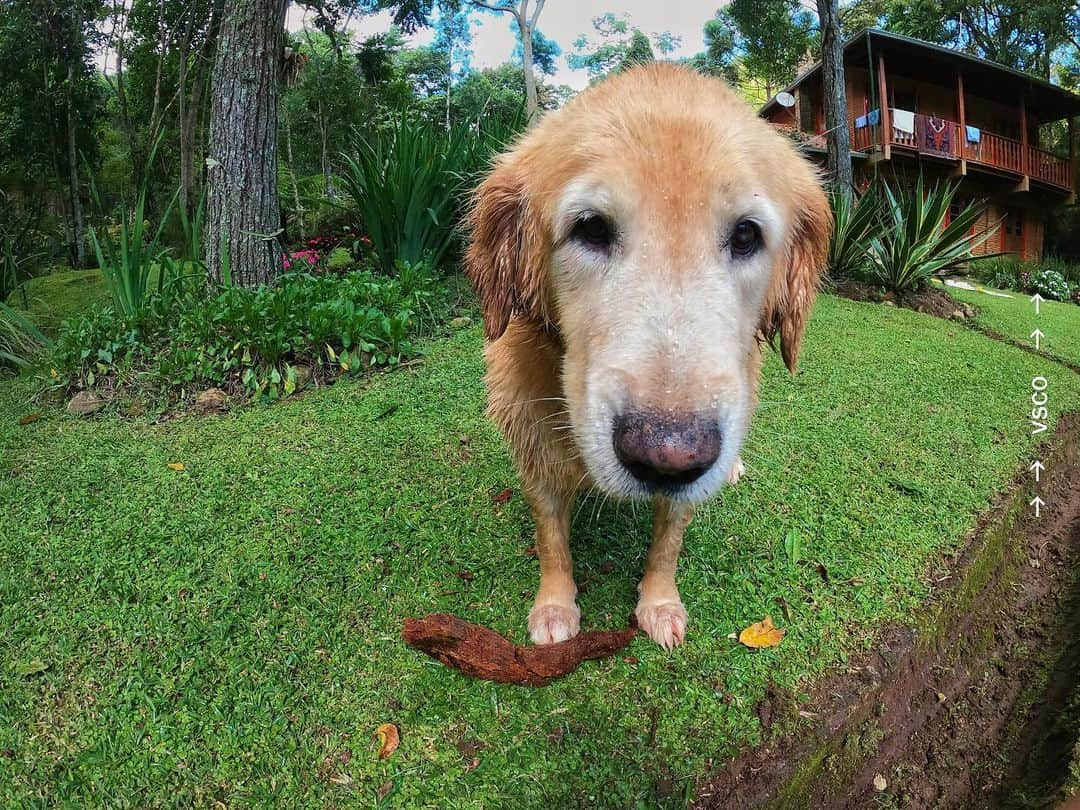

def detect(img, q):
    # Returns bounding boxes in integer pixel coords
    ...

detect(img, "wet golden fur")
[465,64,832,648]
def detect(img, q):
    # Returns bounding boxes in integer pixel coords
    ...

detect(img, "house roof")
[760,28,1080,123]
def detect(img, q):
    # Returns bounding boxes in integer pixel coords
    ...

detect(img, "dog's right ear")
[465,158,550,341]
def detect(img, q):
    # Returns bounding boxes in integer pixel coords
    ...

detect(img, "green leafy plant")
[826,184,882,280]
[338,114,517,274]
[48,260,444,402]
[971,256,1080,304]
[0,299,52,371]
[339,116,470,273]
[867,178,995,293]
[1028,268,1071,302]
[0,217,45,308]
[326,246,354,271]
[87,156,182,318]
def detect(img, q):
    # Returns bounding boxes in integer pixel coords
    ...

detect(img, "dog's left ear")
[761,180,833,372]
[464,157,550,341]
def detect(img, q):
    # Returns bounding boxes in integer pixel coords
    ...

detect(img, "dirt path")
[696,416,1080,809]
[962,321,1080,376]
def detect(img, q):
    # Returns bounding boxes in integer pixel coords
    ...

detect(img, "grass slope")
[5,268,110,335]
[1,296,1077,807]
[942,282,1080,368]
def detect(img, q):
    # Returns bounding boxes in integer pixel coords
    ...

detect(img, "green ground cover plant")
[942,282,1080,367]
[2,295,1077,806]
[47,261,444,403]
[969,256,1080,304]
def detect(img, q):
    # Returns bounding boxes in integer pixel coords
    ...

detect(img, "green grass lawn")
[6,263,189,337]
[5,268,110,335]
[940,281,1080,368]
[2,295,1078,807]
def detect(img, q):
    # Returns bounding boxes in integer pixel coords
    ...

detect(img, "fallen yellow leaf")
[375,723,399,760]
[738,616,786,649]
[167,462,185,471]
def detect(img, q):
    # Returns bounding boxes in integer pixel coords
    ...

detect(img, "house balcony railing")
[847,109,1072,191]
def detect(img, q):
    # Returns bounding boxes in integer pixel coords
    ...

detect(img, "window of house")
[892,86,917,112]
[948,199,963,225]
[1005,208,1023,236]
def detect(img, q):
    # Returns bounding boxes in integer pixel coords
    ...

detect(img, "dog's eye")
[730,219,762,258]
[570,214,614,253]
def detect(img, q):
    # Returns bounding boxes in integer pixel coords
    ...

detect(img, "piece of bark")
[403,613,638,687]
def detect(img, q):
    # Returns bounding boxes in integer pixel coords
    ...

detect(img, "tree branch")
[529,0,545,30]
[470,0,517,15]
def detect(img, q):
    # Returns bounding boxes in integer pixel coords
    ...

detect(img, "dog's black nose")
[613,411,721,489]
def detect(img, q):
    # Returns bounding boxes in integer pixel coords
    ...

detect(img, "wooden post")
[1069,117,1076,202]
[1019,96,1028,178]
[877,53,890,160]
[956,71,967,175]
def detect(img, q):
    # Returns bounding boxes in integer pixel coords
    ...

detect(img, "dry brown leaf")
[491,488,514,505]
[374,723,399,759]
[738,616,786,649]
[815,562,830,584]
[377,782,393,800]
[167,462,185,471]
[18,413,42,426]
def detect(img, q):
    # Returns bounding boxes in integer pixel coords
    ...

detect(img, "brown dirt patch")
[695,415,1080,809]
[964,321,1080,376]
[831,279,973,320]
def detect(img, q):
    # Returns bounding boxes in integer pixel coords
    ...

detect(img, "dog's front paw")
[726,456,746,485]
[528,602,581,645]
[635,600,688,650]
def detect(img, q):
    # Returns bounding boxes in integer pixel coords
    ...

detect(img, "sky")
[285,2,726,91]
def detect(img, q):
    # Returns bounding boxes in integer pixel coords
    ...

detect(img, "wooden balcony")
[846,109,1073,191]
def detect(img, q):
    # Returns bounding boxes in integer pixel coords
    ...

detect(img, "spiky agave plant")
[86,136,182,317]
[868,178,995,292]
[0,300,51,371]
[826,183,883,280]
[339,115,473,274]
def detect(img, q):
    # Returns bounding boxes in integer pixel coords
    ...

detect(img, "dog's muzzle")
[612,410,722,492]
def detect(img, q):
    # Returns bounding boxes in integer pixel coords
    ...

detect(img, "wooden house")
[761,29,1080,261]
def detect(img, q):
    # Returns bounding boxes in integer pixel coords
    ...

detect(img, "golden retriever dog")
[465,63,832,650]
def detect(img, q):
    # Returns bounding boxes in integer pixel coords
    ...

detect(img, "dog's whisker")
[507,396,568,408]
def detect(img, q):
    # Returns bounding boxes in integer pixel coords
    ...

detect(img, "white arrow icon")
[1031,293,1044,314]
[1029,460,1045,482]
[1030,495,1044,517]
[1030,328,1044,350]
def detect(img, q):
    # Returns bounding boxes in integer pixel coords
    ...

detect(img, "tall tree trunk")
[65,62,86,269]
[817,0,852,198]
[471,0,544,122]
[518,4,539,122]
[205,0,287,287]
